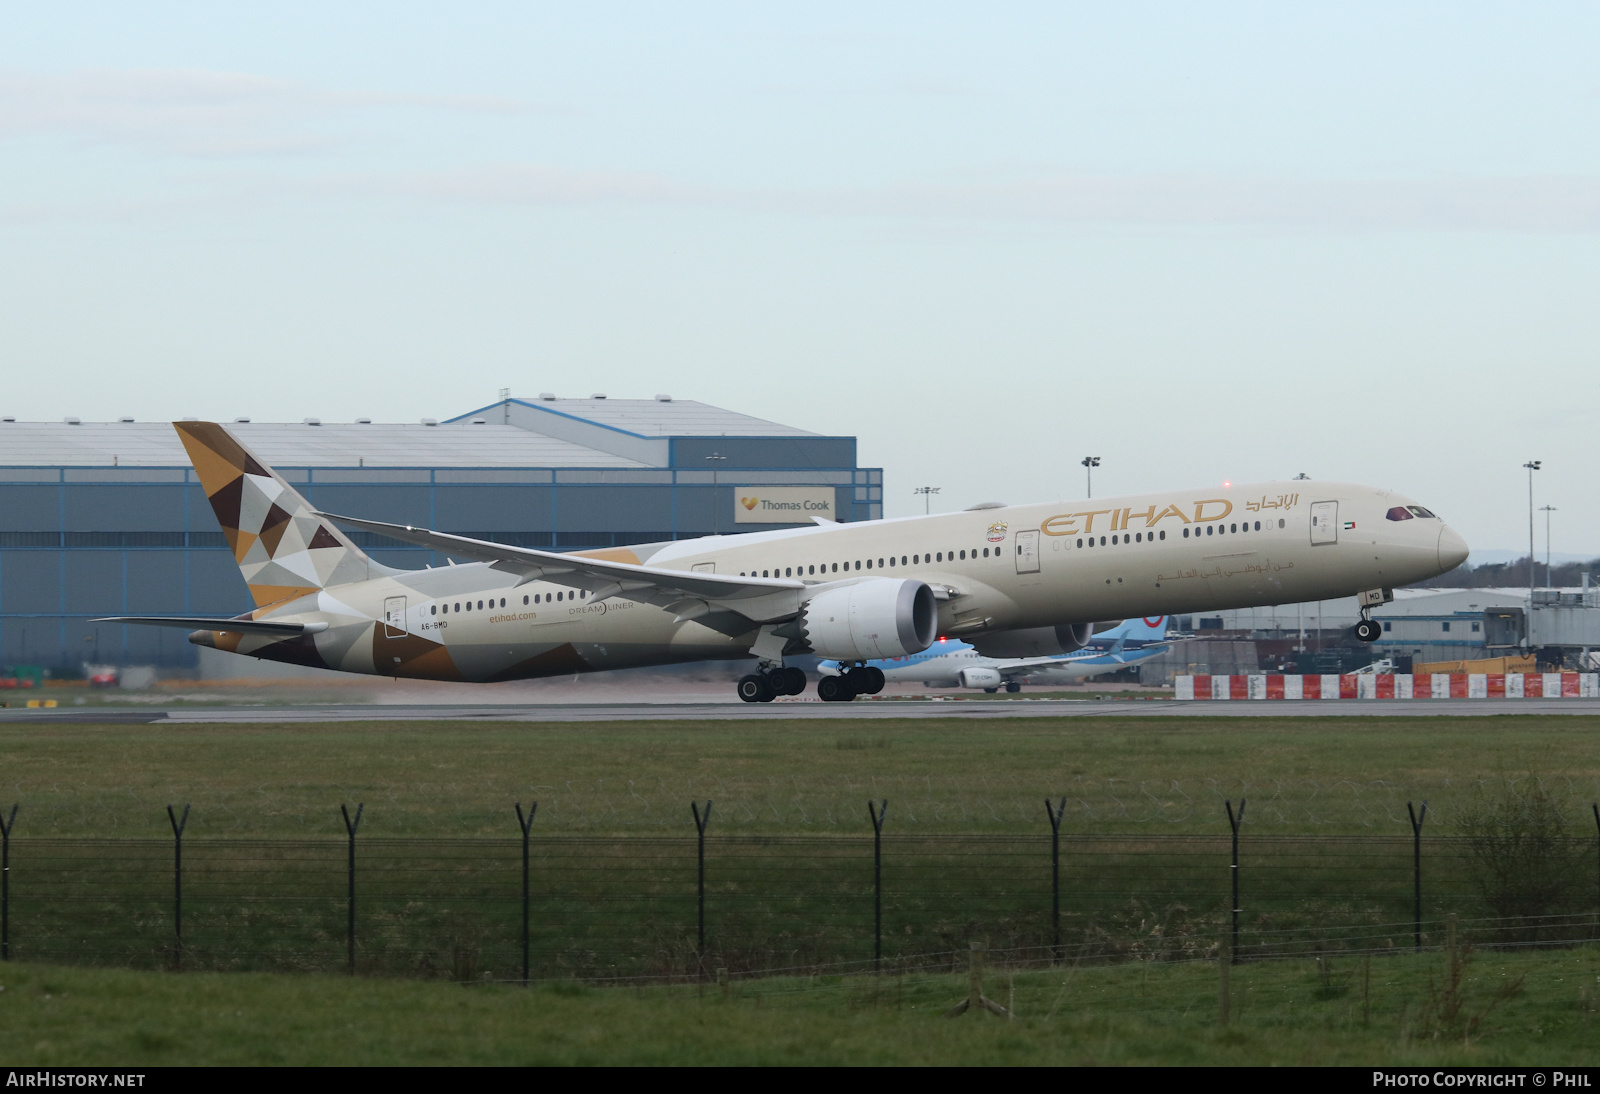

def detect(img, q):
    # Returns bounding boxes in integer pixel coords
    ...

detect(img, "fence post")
[0,805,16,961]
[1225,799,1246,964]
[514,802,537,985]
[691,801,712,963]
[1592,803,1599,931]
[166,804,189,970]
[341,803,363,975]
[1045,797,1066,964]
[1408,801,1428,952]
[868,800,887,970]
[1218,930,1231,1025]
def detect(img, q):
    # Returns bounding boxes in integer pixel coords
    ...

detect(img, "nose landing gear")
[1353,617,1381,643]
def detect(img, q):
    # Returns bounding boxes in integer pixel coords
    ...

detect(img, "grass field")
[1,715,1597,837]
[1,944,1596,1065]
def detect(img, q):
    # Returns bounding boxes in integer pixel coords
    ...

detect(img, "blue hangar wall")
[0,434,883,671]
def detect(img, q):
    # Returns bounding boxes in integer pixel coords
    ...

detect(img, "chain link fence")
[2,802,1597,981]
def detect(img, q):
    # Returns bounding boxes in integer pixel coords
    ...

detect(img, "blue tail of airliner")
[1089,616,1170,648]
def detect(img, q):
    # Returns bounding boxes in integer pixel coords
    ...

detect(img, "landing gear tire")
[1353,619,1381,643]
[817,675,856,702]
[779,666,808,695]
[737,674,775,703]
[983,687,999,694]
[1004,681,1022,694]
[858,667,885,695]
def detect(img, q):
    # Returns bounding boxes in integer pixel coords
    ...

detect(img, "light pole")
[1540,505,1557,589]
[1081,456,1100,499]
[913,486,941,515]
[1524,460,1541,602]
[707,452,726,535]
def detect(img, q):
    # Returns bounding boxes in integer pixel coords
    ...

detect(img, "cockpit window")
[1407,506,1436,518]
[1385,506,1414,521]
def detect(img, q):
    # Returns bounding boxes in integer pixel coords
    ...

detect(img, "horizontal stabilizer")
[95,616,329,636]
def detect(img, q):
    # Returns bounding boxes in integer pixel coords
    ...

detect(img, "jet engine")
[957,666,1004,690]
[798,579,939,662]
[967,621,1112,658]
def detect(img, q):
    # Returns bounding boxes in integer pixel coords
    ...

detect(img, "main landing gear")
[816,665,885,703]
[736,665,808,703]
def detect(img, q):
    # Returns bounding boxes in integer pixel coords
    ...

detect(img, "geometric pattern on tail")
[174,421,375,609]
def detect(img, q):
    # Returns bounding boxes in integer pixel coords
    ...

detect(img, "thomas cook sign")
[733,487,836,524]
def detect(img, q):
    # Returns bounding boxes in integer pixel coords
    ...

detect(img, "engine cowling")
[798,579,938,662]
[967,622,1105,658]
[958,666,1004,690]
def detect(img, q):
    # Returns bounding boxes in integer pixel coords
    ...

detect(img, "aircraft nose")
[1437,525,1469,573]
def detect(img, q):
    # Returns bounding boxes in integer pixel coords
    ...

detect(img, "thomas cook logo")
[741,497,759,510]
[986,521,1008,543]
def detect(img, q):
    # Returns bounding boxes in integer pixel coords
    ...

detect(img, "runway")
[4,698,1599,723]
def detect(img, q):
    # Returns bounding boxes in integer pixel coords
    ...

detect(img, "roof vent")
[964,501,1006,511]
[471,417,487,425]
[64,416,81,425]
[303,417,321,426]
[355,417,372,424]
[118,416,135,423]
[233,417,251,423]
[181,417,199,422]
[539,393,556,401]
[2,417,15,423]
[421,418,438,426]
[654,394,672,402]
[591,393,607,399]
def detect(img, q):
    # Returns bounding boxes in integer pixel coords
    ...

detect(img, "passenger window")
[1254,521,1260,531]
[1206,526,1214,536]
[1183,528,1189,538]
[430,605,437,615]
[1278,519,1285,528]
[901,556,907,565]
[522,596,528,606]
[1159,530,1165,540]
[1076,538,1083,548]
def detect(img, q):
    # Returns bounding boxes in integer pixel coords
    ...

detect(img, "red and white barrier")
[1173,673,1600,700]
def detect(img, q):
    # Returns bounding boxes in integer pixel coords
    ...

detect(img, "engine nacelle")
[958,666,1004,690]
[799,579,939,662]
[967,622,1106,658]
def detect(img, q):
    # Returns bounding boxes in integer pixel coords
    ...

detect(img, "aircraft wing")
[94,616,329,636]
[315,513,807,623]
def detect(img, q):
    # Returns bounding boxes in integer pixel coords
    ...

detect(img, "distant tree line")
[1412,555,1600,589]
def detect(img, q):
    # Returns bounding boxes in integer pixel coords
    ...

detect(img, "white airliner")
[102,423,1469,703]
[819,616,1181,693]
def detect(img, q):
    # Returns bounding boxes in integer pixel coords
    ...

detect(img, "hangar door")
[1309,502,1338,546]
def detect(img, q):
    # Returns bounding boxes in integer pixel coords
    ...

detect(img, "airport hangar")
[0,395,883,672]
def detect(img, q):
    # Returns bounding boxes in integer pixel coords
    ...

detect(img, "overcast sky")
[1,3,1596,560]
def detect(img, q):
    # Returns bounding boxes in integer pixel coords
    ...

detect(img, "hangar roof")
[446,397,819,438]
[0,421,652,469]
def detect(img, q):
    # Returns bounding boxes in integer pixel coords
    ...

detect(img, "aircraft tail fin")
[173,421,394,610]
[1096,616,1170,643]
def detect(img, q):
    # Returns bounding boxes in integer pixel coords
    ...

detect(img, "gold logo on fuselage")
[1039,493,1300,537]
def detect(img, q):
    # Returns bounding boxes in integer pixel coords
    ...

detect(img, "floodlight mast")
[1081,456,1100,499]
[913,486,941,516]
[1524,460,1541,606]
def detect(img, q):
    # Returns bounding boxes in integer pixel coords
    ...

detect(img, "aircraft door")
[383,596,407,638]
[692,562,715,574]
[1309,502,1338,546]
[1014,530,1040,574]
